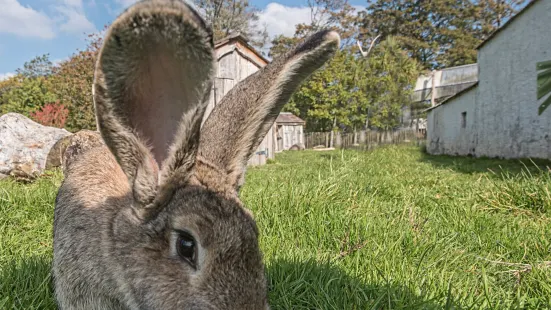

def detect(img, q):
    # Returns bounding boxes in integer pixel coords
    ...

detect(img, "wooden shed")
[202,33,276,166]
[275,112,305,152]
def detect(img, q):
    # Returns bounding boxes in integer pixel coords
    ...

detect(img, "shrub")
[30,101,69,128]
[0,77,56,116]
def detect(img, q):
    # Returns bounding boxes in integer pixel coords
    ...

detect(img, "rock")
[61,130,104,171]
[0,113,71,179]
[289,143,305,151]
[312,145,327,149]
[46,129,104,171]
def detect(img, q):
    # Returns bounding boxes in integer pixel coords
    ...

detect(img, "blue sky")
[0,0,367,79]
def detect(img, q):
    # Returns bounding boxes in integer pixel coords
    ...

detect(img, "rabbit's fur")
[52,0,340,309]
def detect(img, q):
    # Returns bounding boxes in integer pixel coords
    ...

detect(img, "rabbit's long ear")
[198,30,339,191]
[93,0,215,207]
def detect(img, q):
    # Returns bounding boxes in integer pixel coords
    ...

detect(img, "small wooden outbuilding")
[275,112,305,152]
[202,33,277,165]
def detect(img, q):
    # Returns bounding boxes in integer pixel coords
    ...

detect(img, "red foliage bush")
[30,101,69,128]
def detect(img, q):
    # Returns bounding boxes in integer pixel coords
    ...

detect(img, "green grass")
[2,145,551,309]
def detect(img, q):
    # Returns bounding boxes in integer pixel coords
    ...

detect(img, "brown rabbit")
[52,0,340,309]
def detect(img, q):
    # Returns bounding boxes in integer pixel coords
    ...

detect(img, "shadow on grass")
[0,256,56,310]
[418,149,551,178]
[267,259,453,310]
[1,255,460,309]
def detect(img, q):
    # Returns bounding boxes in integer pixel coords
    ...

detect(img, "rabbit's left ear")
[93,0,215,208]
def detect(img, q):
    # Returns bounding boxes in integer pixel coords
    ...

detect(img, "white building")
[426,0,551,159]
[404,63,478,132]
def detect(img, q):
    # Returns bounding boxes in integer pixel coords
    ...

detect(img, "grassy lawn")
[2,145,551,309]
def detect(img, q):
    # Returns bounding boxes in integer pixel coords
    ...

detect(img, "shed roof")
[276,112,305,125]
[214,32,269,67]
[425,82,478,112]
[476,0,540,50]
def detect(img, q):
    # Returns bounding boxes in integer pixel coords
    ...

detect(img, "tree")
[192,0,268,49]
[287,36,419,133]
[269,35,300,59]
[47,31,102,131]
[358,0,525,70]
[365,37,419,130]
[0,75,22,102]
[16,54,54,79]
[269,0,359,59]
[0,76,56,116]
[474,0,525,37]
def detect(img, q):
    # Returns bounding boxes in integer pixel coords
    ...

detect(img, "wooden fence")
[304,129,426,150]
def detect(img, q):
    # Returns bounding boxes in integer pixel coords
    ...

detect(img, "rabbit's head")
[92,0,339,308]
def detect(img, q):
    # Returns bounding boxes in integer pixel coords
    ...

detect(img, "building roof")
[476,0,540,50]
[412,63,478,103]
[425,82,478,112]
[276,112,305,125]
[214,32,270,66]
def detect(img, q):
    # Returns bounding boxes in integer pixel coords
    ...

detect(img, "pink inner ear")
[126,46,198,167]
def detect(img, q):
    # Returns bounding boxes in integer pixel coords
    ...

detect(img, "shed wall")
[203,43,275,165]
[277,125,304,151]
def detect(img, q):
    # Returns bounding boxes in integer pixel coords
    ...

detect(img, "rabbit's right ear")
[198,30,339,192]
[93,0,215,210]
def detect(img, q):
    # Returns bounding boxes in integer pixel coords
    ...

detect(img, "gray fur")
[52,0,339,309]
[199,30,340,191]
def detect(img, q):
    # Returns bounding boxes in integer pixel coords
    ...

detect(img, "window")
[461,112,467,128]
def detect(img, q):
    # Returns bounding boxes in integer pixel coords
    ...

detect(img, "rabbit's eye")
[176,232,196,267]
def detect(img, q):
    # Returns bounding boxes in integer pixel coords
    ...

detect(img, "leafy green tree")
[288,37,419,133]
[365,37,419,130]
[16,54,54,79]
[270,0,359,59]
[269,35,300,59]
[0,75,22,102]
[48,32,102,131]
[474,0,526,37]
[0,76,56,116]
[192,0,268,49]
[359,0,525,70]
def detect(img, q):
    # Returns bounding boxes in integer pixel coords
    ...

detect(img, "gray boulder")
[0,113,71,179]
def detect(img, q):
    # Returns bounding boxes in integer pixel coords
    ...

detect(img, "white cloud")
[56,5,97,34]
[0,72,15,81]
[257,3,313,39]
[0,0,97,39]
[55,0,96,35]
[0,0,56,39]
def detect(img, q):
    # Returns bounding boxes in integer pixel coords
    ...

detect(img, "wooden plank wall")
[203,44,275,166]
